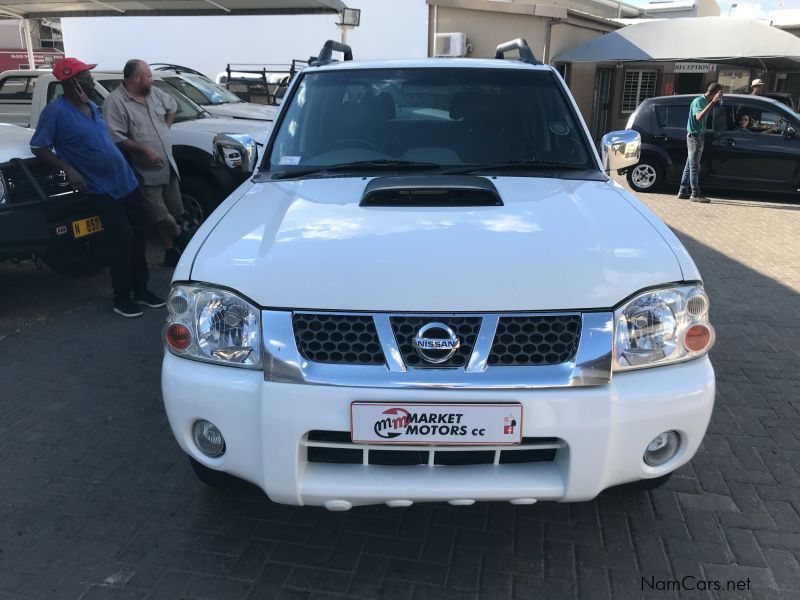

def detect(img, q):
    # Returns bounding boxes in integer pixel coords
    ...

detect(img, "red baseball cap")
[52,57,96,82]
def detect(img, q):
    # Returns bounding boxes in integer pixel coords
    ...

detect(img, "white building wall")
[0,19,23,48]
[61,0,428,79]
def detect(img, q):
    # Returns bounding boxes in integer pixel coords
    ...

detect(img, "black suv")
[624,94,800,195]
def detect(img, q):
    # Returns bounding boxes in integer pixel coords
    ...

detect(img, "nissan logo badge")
[412,322,460,364]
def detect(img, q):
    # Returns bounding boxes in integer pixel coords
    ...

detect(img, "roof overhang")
[0,0,347,19]
[425,0,639,18]
[554,16,800,70]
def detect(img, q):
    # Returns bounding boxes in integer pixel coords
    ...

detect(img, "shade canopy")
[554,17,800,70]
[0,0,346,19]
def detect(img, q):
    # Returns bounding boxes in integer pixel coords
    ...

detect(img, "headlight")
[613,284,714,371]
[164,284,261,368]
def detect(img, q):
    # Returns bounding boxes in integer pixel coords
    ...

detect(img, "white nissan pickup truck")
[162,40,716,510]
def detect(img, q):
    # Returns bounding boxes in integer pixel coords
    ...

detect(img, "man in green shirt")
[678,82,723,203]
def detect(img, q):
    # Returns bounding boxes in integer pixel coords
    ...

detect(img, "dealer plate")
[351,403,522,445]
[71,216,103,238]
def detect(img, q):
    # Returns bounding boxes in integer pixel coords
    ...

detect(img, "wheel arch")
[638,144,672,172]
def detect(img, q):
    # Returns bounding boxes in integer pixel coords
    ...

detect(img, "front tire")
[178,177,219,237]
[627,158,664,192]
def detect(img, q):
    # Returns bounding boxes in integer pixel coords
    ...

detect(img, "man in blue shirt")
[31,57,165,318]
[678,82,723,203]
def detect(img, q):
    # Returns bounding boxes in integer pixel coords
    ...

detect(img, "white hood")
[0,124,34,162]
[189,177,686,312]
[175,116,271,145]
[203,102,278,122]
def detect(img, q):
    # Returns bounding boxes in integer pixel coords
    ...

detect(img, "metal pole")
[432,5,438,57]
[543,19,561,65]
[340,25,349,45]
[23,19,35,69]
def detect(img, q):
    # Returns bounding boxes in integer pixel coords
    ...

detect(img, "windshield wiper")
[271,160,442,180]
[445,160,589,175]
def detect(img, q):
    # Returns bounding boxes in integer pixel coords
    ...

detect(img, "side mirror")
[601,130,641,173]
[784,125,796,138]
[213,133,258,173]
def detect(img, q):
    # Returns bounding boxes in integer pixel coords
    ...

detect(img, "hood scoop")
[360,176,503,207]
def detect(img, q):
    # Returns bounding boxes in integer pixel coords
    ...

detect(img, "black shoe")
[677,190,691,199]
[690,194,710,203]
[113,298,144,318]
[162,247,181,268]
[134,290,166,308]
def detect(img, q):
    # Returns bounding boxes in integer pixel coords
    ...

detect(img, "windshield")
[265,67,594,175]
[164,74,243,106]
[152,80,207,122]
[97,78,206,122]
[778,102,800,122]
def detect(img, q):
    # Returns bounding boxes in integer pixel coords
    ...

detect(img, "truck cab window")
[0,77,34,100]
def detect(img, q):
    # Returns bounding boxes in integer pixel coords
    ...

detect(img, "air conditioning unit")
[435,32,469,57]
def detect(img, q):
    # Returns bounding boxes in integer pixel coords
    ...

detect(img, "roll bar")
[311,40,353,66]
[495,38,540,65]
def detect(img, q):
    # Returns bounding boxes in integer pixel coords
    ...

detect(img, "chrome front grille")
[262,310,613,389]
[303,430,565,466]
[292,313,582,369]
[293,313,384,365]
[489,315,582,366]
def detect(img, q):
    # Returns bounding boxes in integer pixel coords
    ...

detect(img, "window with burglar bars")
[622,70,657,113]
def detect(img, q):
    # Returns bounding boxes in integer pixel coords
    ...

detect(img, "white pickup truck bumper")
[162,353,715,508]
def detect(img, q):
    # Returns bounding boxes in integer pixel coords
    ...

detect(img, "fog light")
[192,420,225,457]
[644,431,679,466]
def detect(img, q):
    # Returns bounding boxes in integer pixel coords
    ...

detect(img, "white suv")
[161,40,716,510]
[151,64,279,122]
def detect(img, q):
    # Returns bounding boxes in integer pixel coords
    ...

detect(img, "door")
[710,99,800,190]
[652,101,715,182]
[0,75,35,126]
[652,101,719,183]
[779,73,800,108]
[674,73,704,95]
[590,68,612,141]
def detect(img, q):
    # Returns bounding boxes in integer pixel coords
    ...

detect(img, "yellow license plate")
[71,216,103,238]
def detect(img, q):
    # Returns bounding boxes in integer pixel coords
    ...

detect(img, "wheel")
[41,237,107,277]
[627,158,664,192]
[178,177,217,237]
[189,457,241,489]
[177,190,205,236]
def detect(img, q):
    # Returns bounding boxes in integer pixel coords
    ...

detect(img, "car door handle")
[653,134,668,142]
[720,137,735,147]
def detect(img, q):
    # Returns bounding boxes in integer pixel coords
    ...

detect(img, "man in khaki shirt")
[104,59,185,266]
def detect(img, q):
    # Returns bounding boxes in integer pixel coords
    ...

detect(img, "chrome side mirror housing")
[601,130,641,173]
[213,133,258,173]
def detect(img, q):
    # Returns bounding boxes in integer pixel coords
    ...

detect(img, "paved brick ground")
[0,185,798,600]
